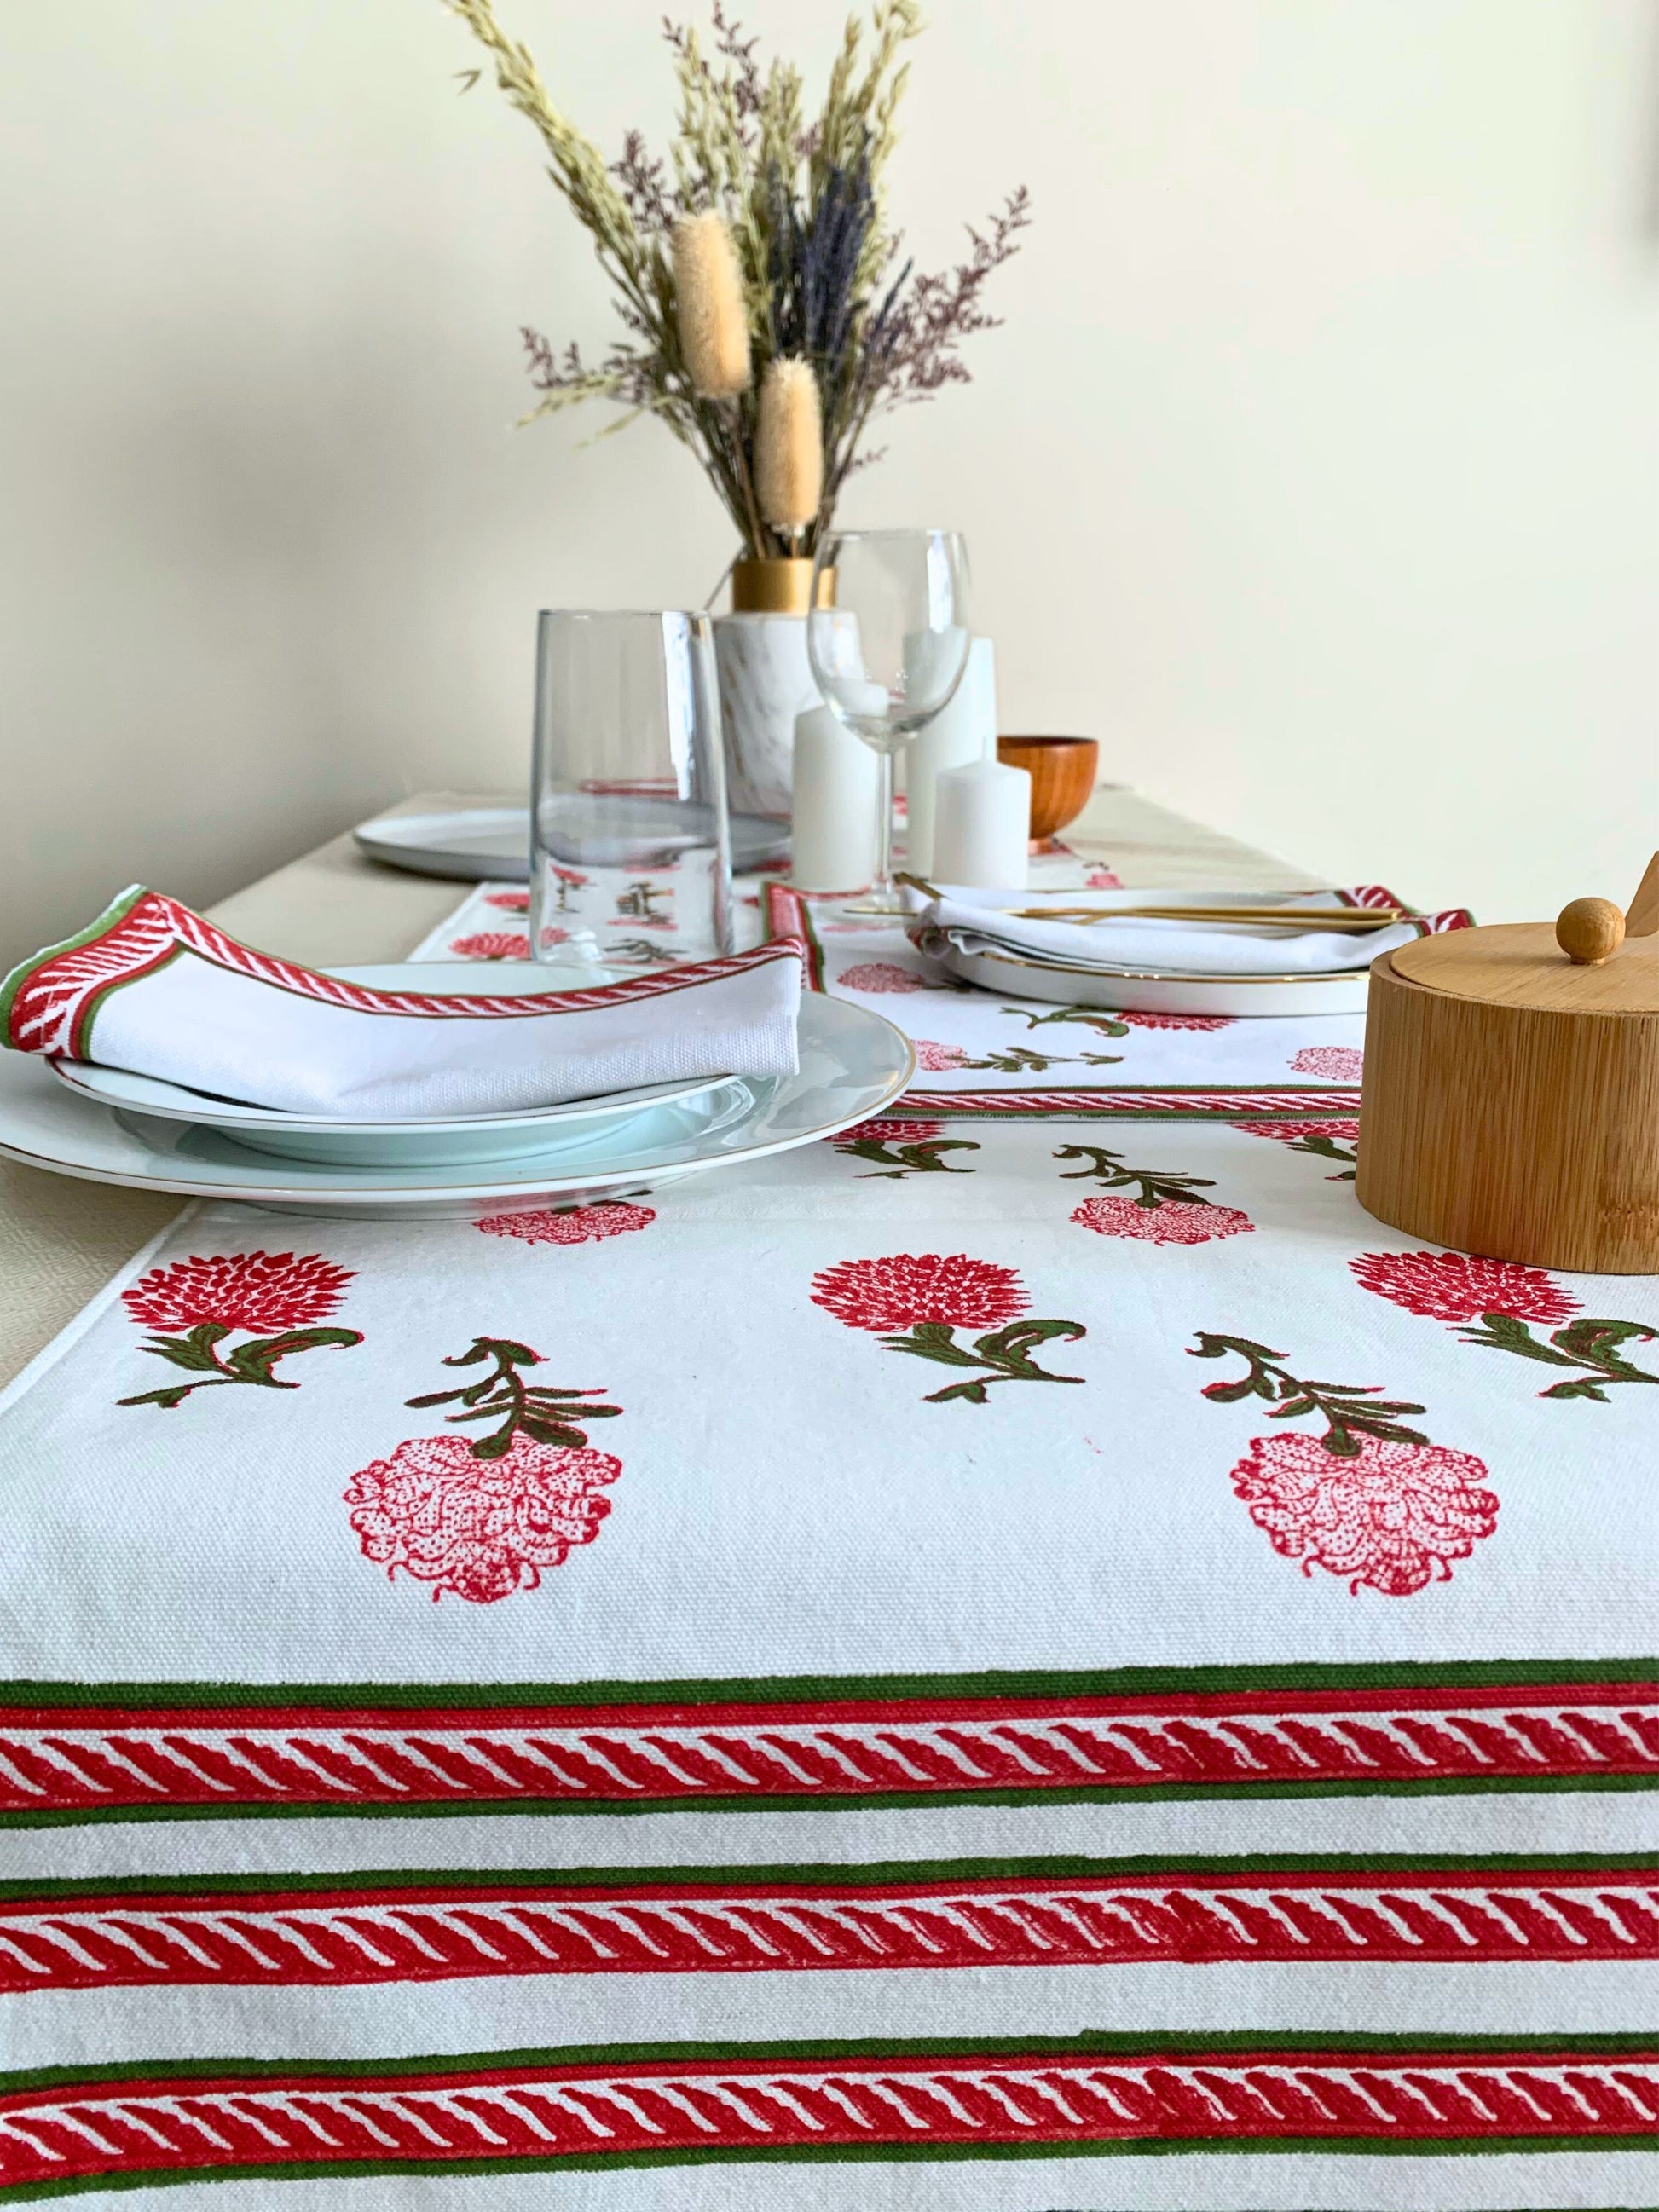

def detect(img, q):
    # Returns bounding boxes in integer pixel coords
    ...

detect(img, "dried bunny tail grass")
[673,211,752,398]
[756,357,824,533]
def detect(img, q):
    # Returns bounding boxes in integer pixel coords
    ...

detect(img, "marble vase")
[714,611,859,823]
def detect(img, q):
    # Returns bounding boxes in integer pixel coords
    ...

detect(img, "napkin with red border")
[2,887,801,1118]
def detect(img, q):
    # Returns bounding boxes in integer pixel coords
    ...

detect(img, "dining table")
[0,782,1652,2212]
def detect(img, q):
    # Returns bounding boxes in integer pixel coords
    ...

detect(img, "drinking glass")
[530,611,743,967]
[806,529,972,913]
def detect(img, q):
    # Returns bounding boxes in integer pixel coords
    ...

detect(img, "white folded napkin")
[905,884,1470,978]
[3,887,802,1118]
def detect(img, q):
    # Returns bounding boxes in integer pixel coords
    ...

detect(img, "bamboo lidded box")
[1356,857,1659,1274]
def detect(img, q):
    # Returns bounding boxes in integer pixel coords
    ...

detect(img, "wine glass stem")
[872,748,896,905]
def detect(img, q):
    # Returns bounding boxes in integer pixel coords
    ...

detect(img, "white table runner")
[0,853,1653,2209]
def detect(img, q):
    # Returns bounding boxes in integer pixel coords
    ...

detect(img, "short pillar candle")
[932,752,1032,890]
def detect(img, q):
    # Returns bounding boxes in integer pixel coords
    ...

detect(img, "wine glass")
[806,529,972,913]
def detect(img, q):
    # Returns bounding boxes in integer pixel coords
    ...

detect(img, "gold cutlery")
[1003,903,1408,930]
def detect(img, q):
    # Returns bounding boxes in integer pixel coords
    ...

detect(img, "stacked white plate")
[0,964,916,1218]
[931,887,1390,1017]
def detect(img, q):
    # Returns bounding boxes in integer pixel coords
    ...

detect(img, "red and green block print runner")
[2,1662,1654,1822]
[1,1856,1654,1991]
[0,2035,1653,2195]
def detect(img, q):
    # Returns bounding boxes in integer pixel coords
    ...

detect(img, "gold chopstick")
[1005,904,1408,929]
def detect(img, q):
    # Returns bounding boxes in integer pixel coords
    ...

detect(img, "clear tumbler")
[529,611,737,967]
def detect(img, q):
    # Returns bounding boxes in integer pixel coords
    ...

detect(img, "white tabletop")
[0,788,1309,1385]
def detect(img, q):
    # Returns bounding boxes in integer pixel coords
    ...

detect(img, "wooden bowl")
[996,736,1098,840]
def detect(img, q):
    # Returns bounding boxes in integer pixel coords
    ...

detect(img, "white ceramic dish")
[354,805,790,882]
[934,887,1387,1018]
[46,964,729,1166]
[0,996,914,1218]
[354,806,534,881]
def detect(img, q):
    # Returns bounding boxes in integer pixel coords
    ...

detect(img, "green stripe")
[5,2140,1656,2205]
[795,895,827,990]
[3,1849,1655,1903]
[6,1653,1651,1708]
[0,886,147,1047]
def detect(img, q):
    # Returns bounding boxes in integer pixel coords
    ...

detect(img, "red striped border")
[895,1086,1363,1118]
[4,887,806,1059]
[3,1860,1654,1990]
[763,882,826,990]
[3,1677,1655,1822]
[0,2039,1651,2192]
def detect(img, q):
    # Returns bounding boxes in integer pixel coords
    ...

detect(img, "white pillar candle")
[903,634,997,876]
[932,752,1032,891]
[789,702,880,892]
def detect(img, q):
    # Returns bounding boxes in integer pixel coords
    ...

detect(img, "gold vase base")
[730,557,836,615]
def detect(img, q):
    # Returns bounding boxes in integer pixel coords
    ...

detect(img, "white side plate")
[0,996,915,1216]
[938,942,1373,1018]
[353,806,792,882]
[934,887,1382,1017]
[354,808,533,881]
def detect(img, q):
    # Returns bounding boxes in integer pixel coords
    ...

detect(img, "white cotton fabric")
[81,941,801,1118]
[910,884,1420,974]
[0,1121,1651,1684]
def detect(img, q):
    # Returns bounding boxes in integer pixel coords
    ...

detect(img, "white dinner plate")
[46,964,729,1166]
[935,887,1386,1018]
[354,805,791,882]
[0,996,915,1217]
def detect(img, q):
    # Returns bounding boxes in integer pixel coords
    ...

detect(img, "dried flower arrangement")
[442,0,1031,563]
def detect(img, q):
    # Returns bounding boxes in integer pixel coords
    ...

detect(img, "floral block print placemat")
[418,872,1374,1120]
[0,1090,1655,2204]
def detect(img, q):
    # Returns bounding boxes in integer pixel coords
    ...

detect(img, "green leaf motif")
[122,1321,363,1410]
[1055,1143,1217,1209]
[1455,1309,1658,1399]
[1191,1330,1431,1453]
[404,1335,622,1457]
[834,1135,980,1179]
[881,1314,1087,1402]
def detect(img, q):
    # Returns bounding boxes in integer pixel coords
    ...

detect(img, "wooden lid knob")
[1556,896,1626,965]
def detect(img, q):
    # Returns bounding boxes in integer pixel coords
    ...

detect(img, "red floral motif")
[1072,1195,1253,1245]
[475,1203,656,1246]
[1229,1432,1499,1597]
[1290,1045,1364,1082]
[1241,1119,1361,1146]
[124,1252,353,1333]
[485,890,530,912]
[1084,866,1124,889]
[835,1118,944,1146]
[812,1253,1028,1333]
[1350,1250,1580,1325]
[449,931,529,962]
[538,927,570,949]
[344,1432,620,1603]
[913,1040,971,1071]
[1116,1011,1234,1032]
[837,961,934,994]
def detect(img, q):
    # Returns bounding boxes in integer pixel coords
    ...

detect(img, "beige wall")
[2,0,1656,965]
